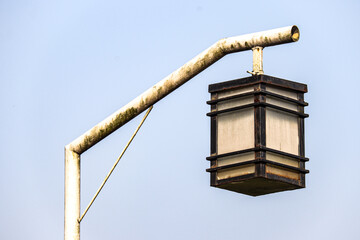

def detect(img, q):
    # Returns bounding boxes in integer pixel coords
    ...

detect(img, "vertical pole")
[252,46,264,75]
[64,147,80,240]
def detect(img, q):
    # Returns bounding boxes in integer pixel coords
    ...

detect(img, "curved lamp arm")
[67,25,299,154]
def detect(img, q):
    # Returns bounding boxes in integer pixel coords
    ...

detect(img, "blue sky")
[1,0,360,239]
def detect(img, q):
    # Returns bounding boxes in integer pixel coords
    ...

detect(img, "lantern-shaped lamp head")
[206,75,309,196]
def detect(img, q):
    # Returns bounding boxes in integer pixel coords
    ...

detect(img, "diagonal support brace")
[79,106,153,223]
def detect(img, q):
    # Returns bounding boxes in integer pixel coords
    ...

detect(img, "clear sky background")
[1,0,360,239]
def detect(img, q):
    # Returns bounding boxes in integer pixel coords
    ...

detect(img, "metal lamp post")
[65,25,301,240]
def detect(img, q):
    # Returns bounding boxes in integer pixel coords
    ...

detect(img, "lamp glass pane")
[217,86,253,98]
[266,86,297,99]
[217,109,254,154]
[266,165,300,180]
[266,96,298,111]
[266,109,299,155]
[267,152,299,167]
[217,152,254,167]
[217,164,255,180]
[217,96,253,111]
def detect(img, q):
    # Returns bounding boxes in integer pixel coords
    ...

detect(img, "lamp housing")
[206,74,309,196]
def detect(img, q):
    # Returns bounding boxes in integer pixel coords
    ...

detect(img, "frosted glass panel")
[217,152,254,167]
[217,109,254,154]
[266,86,297,99]
[266,96,298,111]
[217,165,255,180]
[218,86,253,98]
[267,152,299,168]
[266,109,299,155]
[217,96,253,111]
[266,165,300,180]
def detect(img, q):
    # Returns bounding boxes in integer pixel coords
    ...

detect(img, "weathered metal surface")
[208,74,307,93]
[66,25,300,155]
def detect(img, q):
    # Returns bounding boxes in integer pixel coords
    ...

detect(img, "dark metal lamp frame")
[206,74,309,196]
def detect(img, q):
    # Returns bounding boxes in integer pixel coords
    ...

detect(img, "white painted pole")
[64,147,80,240]
[252,46,264,75]
[64,25,300,240]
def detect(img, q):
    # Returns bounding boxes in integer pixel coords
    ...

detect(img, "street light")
[206,74,309,196]
[64,25,301,240]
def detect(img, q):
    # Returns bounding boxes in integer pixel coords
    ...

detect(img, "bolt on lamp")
[206,47,309,196]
